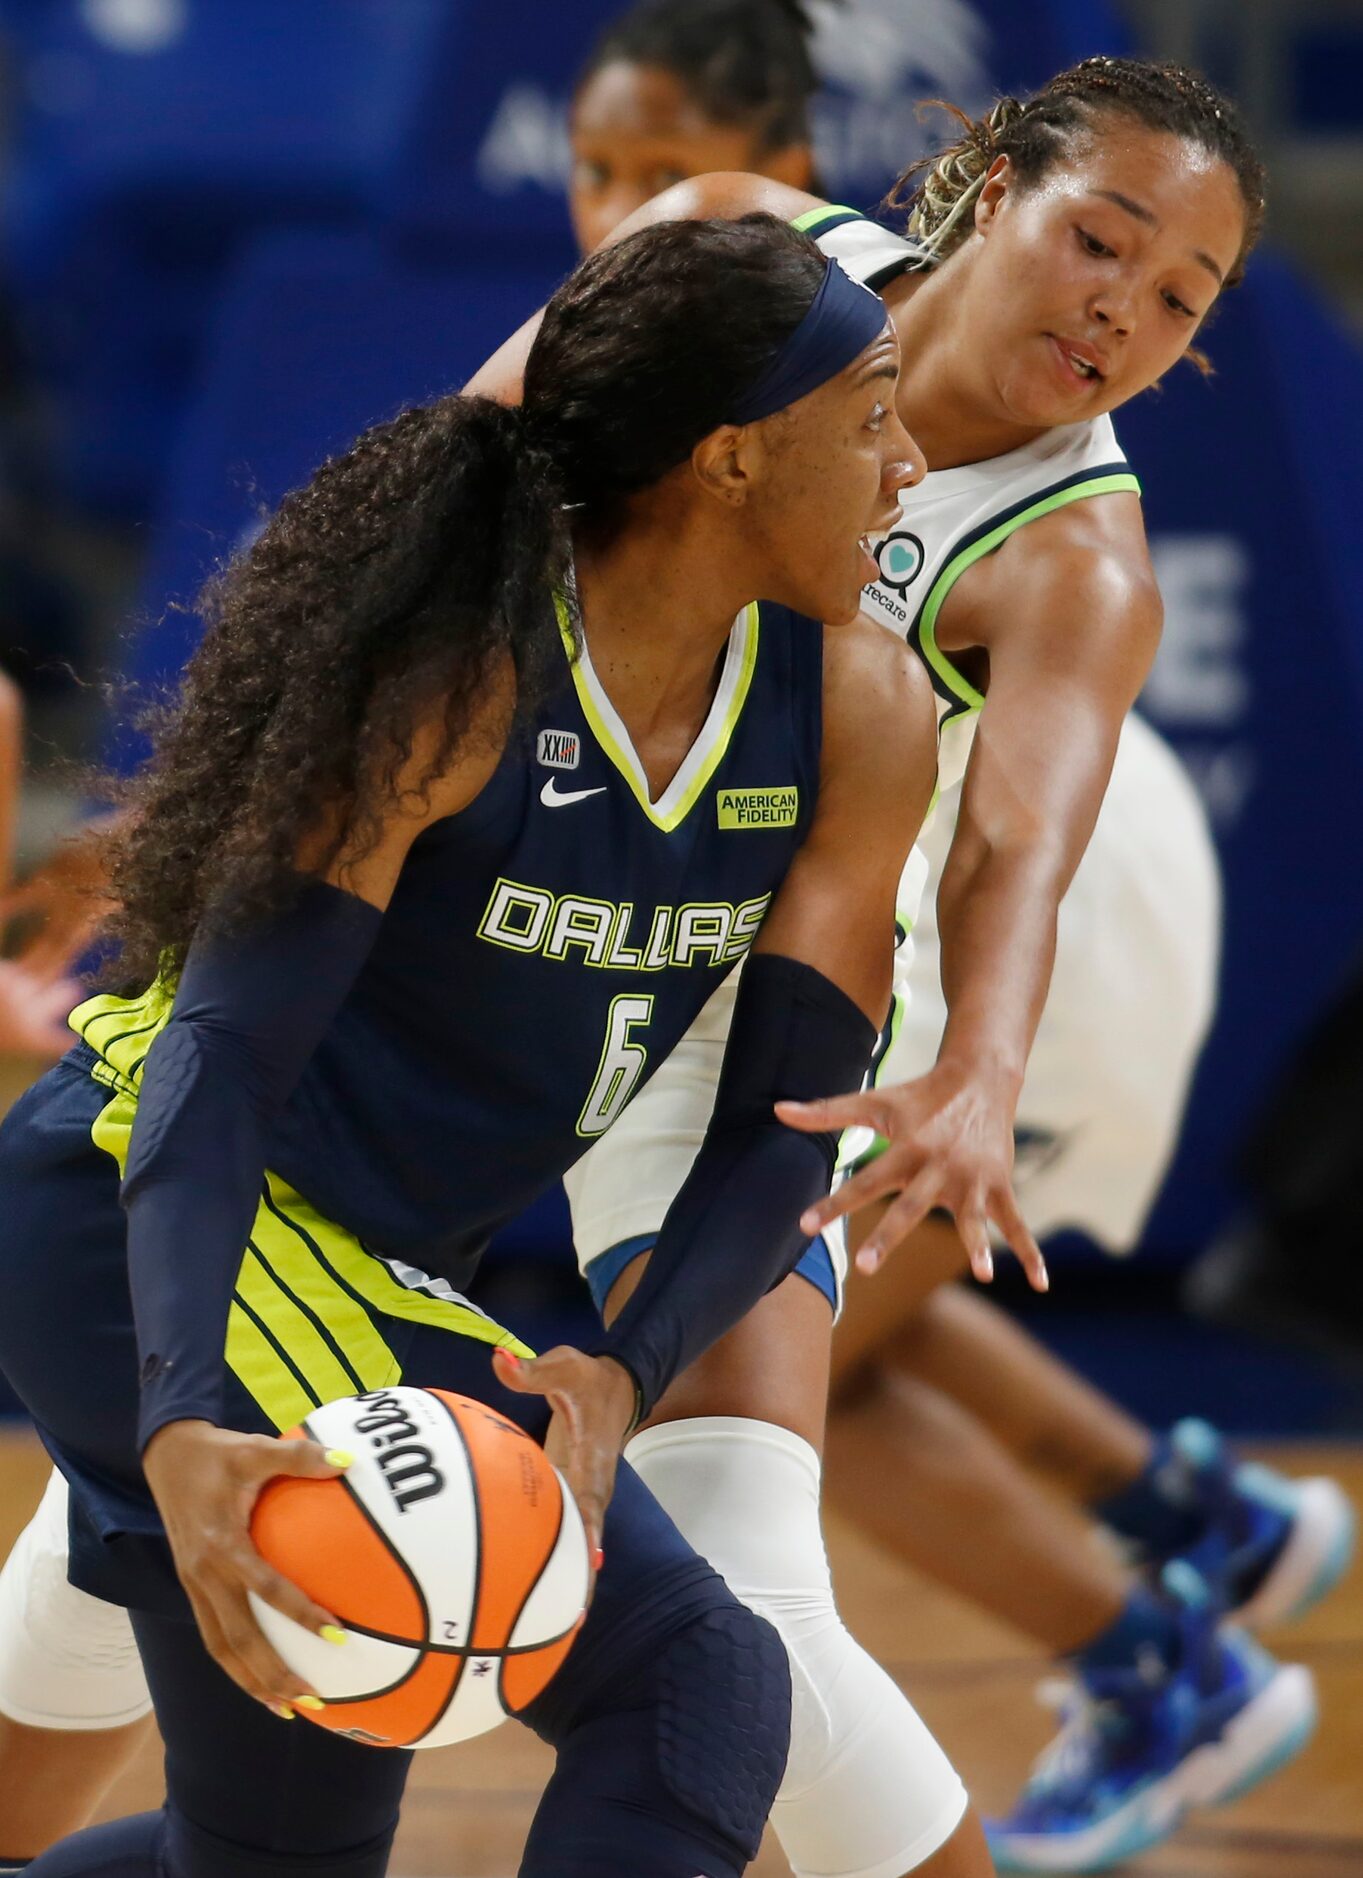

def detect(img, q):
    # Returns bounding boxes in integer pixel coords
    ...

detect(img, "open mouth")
[1050,336,1105,386]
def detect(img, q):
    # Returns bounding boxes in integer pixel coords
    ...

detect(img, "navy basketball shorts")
[0,1053,790,1878]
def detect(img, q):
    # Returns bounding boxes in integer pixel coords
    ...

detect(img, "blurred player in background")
[0,669,82,1058]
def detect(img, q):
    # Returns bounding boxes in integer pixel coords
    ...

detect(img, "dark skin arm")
[466,172,819,404]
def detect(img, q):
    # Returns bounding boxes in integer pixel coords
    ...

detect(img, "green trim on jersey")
[917,471,1143,711]
[554,593,761,834]
[792,203,861,233]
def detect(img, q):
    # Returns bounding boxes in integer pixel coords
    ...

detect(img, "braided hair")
[891,56,1266,287]
[575,0,823,153]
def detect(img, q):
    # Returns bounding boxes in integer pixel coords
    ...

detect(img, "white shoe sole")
[989,1660,1317,1873]
[1233,1477,1357,1628]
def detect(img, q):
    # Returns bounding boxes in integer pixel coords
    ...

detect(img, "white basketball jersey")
[803,207,1142,793]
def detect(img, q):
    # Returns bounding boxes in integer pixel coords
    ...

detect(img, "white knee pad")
[0,1469,151,1730]
[627,1417,968,1878]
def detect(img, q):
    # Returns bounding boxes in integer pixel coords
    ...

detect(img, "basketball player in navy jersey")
[0,216,1008,1878]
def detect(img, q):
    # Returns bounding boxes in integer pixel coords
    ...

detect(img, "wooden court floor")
[1,1428,1359,1877]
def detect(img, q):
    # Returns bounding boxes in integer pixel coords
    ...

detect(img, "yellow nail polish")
[273,1704,296,1721]
[295,1695,326,1711]
[324,1449,355,1469]
[319,1624,347,1645]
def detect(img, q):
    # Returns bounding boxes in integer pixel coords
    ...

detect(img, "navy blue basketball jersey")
[74,602,822,1287]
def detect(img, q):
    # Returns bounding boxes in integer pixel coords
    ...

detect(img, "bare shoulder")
[464,175,830,404]
[820,614,935,827]
[611,172,828,241]
[959,489,1162,678]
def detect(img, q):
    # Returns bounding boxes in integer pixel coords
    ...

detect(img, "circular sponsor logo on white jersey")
[874,530,925,590]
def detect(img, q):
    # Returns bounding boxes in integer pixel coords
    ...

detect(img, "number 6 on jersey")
[577,995,654,1136]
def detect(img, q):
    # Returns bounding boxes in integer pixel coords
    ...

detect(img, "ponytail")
[106,213,826,984]
[106,393,571,987]
[893,96,1027,264]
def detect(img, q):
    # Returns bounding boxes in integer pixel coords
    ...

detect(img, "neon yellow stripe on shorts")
[80,999,533,1434]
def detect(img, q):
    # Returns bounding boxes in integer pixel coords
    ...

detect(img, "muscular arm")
[467,171,826,405]
[597,621,936,1413]
[935,493,1160,1091]
[792,492,1161,1276]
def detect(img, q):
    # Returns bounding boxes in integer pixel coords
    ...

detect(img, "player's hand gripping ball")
[248,1385,589,1747]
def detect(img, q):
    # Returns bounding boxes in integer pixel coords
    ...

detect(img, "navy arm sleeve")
[122,881,383,1450]
[595,953,878,1418]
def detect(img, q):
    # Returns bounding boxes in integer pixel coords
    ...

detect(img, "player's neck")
[883,267,1049,468]
[573,511,751,735]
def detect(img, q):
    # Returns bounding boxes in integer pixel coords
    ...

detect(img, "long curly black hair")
[104,213,826,989]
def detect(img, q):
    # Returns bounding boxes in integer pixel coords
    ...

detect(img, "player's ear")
[691,423,753,508]
[975,153,1013,234]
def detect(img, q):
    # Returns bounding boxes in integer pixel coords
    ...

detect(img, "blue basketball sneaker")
[987,1573,1317,1873]
[1159,1419,1356,1629]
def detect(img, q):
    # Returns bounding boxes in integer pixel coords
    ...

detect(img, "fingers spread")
[992,1188,1049,1291]
[853,1165,944,1272]
[954,1201,994,1285]
[776,1093,887,1136]
[799,1148,917,1236]
[246,1554,337,1640]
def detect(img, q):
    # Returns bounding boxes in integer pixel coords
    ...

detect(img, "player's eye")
[652,166,689,190]
[1077,226,1116,259]
[572,159,610,191]
[866,403,888,433]
[1162,288,1195,318]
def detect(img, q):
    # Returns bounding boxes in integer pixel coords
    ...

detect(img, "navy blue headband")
[726,258,889,426]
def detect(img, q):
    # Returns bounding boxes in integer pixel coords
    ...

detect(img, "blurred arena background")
[0,1,1361,1871]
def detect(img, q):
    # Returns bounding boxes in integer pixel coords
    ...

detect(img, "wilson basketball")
[248,1386,589,1747]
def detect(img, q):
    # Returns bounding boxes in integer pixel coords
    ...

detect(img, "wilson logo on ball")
[249,1386,590,1749]
[353,1391,447,1514]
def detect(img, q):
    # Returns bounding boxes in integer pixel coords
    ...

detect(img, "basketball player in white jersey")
[0,41,1350,1878]
[558,49,1342,1877]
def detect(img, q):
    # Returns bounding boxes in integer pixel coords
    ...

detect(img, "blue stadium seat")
[0,1,446,517]
[117,228,559,726]
[1119,253,1363,1256]
[378,0,1131,254]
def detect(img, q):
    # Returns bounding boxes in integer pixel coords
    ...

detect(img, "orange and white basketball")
[248,1386,589,1747]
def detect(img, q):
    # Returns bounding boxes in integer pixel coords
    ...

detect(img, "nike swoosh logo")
[540,777,608,809]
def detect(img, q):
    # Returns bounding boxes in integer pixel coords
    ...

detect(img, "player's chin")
[820,591,865,628]
[814,565,871,627]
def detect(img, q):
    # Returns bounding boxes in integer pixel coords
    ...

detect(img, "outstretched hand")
[777,1057,1048,1291]
[492,1346,637,1575]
